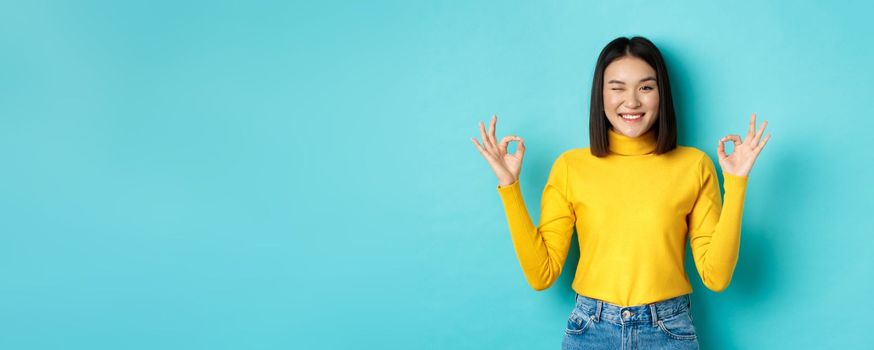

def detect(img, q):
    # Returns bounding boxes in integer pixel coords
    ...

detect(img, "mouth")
[619,113,644,122]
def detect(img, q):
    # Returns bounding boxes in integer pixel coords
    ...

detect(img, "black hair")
[589,36,677,157]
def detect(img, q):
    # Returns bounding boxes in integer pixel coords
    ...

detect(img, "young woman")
[470,36,770,349]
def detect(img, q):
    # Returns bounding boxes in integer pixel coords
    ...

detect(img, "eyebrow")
[607,77,657,84]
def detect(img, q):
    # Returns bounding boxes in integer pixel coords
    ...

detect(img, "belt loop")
[595,300,602,322]
[649,303,659,327]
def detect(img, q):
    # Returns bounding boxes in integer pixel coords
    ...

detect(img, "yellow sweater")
[497,128,748,307]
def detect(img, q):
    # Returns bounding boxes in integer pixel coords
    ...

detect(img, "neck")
[607,128,657,156]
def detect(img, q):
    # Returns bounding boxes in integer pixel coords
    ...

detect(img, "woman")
[469,36,770,349]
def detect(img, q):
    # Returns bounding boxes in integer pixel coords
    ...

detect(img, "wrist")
[498,177,517,187]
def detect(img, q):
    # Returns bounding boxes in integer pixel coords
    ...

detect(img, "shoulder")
[558,147,596,162]
[671,145,707,159]
[670,145,715,165]
[672,145,719,179]
[552,148,599,168]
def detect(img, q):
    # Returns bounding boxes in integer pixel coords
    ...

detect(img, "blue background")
[1,0,872,349]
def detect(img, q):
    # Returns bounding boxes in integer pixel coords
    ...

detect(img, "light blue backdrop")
[1,0,871,349]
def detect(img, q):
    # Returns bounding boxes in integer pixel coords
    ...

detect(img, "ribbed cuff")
[722,173,749,192]
[497,180,524,207]
[722,173,749,205]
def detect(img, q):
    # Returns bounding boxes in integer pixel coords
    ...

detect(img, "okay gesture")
[717,113,771,177]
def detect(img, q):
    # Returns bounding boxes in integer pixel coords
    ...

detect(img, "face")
[602,56,660,137]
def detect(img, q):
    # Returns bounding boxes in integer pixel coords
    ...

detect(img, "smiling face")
[602,56,660,138]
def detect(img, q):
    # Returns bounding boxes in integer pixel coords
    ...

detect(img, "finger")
[745,113,756,143]
[471,137,486,155]
[726,134,742,146]
[753,120,768,145]
[471,138,502,170]
[717,137,728,159]
[479,121,494,153]
[513,136,525,158]
[498,135,515,154]
[471,138,499,165]
[488,114,498,148]
[754,133,771,154]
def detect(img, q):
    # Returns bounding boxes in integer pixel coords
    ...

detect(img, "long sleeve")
[496,153,576,291]
[688,154,749,292]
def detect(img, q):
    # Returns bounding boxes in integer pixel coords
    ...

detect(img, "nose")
[624,91,642,108]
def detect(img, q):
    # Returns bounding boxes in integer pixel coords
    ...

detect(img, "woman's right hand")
[470,114,525,187]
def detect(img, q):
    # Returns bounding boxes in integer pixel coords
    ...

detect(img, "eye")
[641,86,655,91]
[611,88,623,91]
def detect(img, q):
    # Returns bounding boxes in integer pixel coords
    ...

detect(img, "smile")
[620,113,644,121]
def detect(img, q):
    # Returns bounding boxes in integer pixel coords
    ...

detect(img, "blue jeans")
[561,293,700,350]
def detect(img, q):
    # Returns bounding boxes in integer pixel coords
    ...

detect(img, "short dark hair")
[589,36,677,157]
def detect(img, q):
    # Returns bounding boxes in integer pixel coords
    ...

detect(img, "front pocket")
[565,311,594,335]
[656,313,697,340]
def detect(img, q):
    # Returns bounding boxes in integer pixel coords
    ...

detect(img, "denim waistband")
[573,293,691,326]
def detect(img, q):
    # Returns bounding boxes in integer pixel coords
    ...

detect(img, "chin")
[622,129,646,137]
[610,125,643,137]
[610,118,655,137]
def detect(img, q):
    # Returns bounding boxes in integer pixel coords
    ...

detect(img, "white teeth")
[621,114,643,120]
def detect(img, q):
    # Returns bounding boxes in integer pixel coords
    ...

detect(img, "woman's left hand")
[717,113,771,177]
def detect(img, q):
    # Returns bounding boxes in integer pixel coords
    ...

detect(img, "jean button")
[622,310,632,318]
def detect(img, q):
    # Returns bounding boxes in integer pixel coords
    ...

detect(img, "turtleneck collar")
[607,128,657,156]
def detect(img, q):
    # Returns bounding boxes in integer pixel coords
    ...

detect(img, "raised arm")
[496,154,575,291]
[689,113,771,292]
[470,115,575,290]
